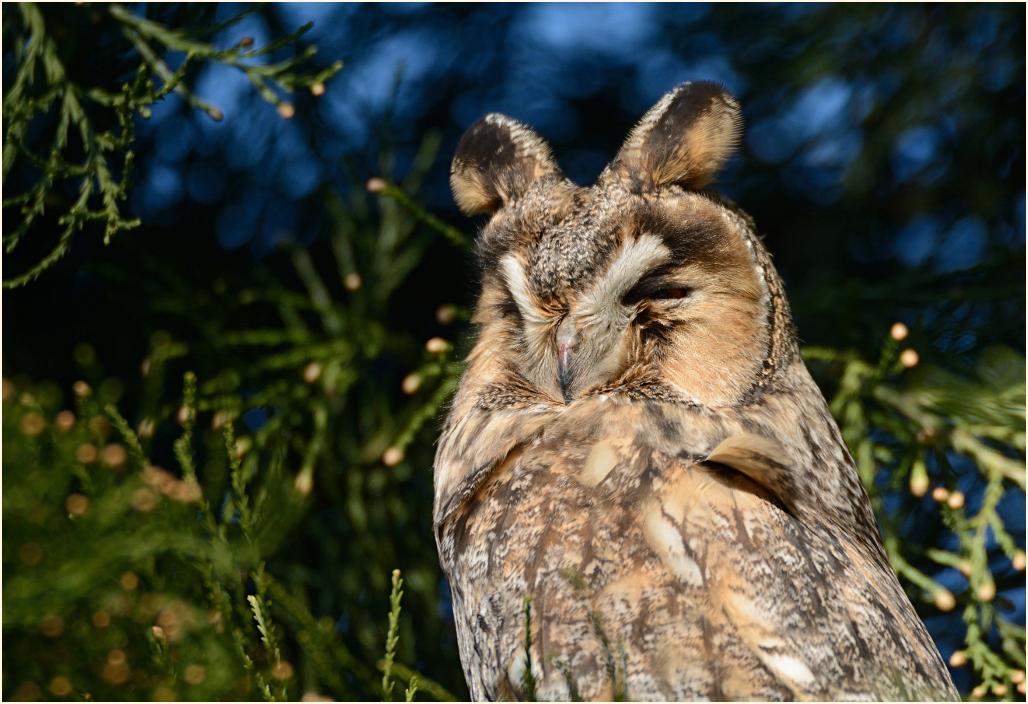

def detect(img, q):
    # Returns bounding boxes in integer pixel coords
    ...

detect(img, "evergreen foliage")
[3,3,1024,702]
[4,134,468,700]
[2,3,340,289]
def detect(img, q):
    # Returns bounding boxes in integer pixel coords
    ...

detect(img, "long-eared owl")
[434,81,958,701]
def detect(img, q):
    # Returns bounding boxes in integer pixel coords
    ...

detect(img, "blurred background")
[3,3,1025,701]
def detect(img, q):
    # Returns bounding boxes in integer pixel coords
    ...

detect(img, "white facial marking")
[499,252,563,394]
[499,253,548,327]
[577,234,671,323]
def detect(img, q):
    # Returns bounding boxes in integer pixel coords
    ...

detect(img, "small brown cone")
[890,322,909,341]
[899,348,919,367]
[934,589,955,612]
[425,337,450,353]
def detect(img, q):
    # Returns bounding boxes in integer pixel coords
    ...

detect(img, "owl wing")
[436,396,957,702]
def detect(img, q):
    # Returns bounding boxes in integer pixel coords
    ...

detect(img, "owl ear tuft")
[451,114,560,215]
[616,81,742,190]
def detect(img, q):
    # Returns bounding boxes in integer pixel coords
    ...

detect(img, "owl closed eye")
[435,81,958,702]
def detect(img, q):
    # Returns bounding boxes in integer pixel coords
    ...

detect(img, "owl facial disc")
[454,80,787,409]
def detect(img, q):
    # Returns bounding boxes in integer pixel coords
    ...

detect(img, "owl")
[433,82,958,702]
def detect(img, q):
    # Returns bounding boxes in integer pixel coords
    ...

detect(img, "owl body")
[435,83,957,701]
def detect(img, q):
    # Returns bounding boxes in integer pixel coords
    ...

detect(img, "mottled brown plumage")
[436,81,958,701]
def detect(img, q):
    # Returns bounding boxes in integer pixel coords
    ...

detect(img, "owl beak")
[557,340,573,401]
[556,316,577,403]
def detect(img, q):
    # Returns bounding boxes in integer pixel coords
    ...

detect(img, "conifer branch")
[2,3,342,287]
[382,569,404,701]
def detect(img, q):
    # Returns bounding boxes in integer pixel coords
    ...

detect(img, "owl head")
[451,82,797,410]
